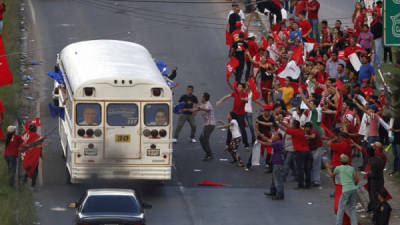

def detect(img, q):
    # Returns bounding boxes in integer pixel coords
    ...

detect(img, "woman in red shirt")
[4,126,23,187]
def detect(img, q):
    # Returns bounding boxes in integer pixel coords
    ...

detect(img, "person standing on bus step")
[194,92,216,161]
[4,126,23,187]
[173,85,198,143]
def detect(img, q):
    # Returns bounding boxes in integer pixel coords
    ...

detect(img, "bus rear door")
[104,102,141,160]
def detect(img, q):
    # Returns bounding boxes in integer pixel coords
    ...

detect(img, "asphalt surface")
[27,0,356,224]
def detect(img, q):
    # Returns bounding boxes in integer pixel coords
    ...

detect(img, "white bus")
[53,40,173,183]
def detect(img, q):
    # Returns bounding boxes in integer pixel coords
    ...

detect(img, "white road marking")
[27,0,37,25]
[50,207,67,212]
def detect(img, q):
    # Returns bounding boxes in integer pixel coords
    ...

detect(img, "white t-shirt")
[267,44,279,62]
[230,119,241,139]
[358,113,370,137]
[245,92,253,113]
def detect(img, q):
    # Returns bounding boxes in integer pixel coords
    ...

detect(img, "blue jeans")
[393,144,400,172]
[336,189,358,225]
[367,136,380,147]
[311,147,323,185]
[283,151,296,179]
[309,19,320,43]
[374,38,383,67]
[245,112,255,142]
[270,164,285,197]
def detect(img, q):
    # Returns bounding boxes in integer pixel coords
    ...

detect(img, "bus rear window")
[144,104,169,126]
[76,103,101,126]
[107,103,138,126]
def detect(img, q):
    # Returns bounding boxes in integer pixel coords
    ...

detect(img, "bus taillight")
[150,129,159,138]
[143,129,151,137]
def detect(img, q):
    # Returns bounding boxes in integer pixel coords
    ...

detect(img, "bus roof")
[59,40,167,93]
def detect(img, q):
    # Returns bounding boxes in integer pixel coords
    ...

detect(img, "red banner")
[261,36,269,50]
[21,132,42,178]
[248,77,260,100]
[226,57,239,81]
[225,30,233,46]
[0,35,13,86]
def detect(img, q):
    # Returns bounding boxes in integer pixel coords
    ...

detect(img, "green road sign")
[384,0,400,46]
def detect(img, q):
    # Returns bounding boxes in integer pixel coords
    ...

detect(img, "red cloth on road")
[0,35,13,86]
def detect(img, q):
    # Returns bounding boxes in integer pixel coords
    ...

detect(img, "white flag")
[349,53,361,72]
[277,60,300,79]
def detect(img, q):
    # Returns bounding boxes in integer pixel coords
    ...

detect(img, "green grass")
[0,0,35,225]
[0,155,35,225]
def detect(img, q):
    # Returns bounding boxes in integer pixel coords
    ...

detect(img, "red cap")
[308,57,315,61]
[235,22,242,28]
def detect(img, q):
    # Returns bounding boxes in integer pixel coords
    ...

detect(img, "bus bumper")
[69,166,172,183]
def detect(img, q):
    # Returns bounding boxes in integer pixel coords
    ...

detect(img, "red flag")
[21,132,42,178]
[336,79,345,92]
[225,30,233,46]
[0,35,13,86]
[261,36,269,50]
[248,78,260,100]
[334,93,342,123]
[272,32,281,45]
[24,117,42,131]
[292,44,304,65]
[198,179,225,186]
[226,57,239,81]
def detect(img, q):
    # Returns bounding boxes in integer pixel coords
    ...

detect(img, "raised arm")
[352,98,370,116]
[216,94,232,106]
[298,87,313,110]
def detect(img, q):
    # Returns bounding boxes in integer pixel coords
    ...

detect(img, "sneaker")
[244,167,250,171]
[202,156,212,161]
[264,192,275,197]
[238,162,245,167]
[191,138,197,143]
[171,138,178,143]
[311,182,321,187]
[229,160,237,164]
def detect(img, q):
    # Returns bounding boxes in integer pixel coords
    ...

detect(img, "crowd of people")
[171,1,397,224]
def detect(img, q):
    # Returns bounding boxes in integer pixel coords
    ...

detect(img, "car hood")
[79,212,145,223]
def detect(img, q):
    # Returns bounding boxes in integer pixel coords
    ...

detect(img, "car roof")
[86,188,136,196]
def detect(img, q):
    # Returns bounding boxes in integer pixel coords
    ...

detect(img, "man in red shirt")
[361,80,373,100]
[278,119,312,189]
[328,132,353,168]
[245,33,258,81]
[321,20,331,53]
[298,11,312,41]
[292,0,307,18]
[4,126,23,186]
[307,0,320,43]
[344,37,365,64]
[217,81,249,149]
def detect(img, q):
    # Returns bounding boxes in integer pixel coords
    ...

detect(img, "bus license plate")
[115,134,130,142]
[84,148,97,156]
[147,149,160,156]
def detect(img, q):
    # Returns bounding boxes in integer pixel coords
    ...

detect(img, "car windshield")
[82,195,140,214]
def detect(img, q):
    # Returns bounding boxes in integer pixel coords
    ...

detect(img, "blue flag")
[166,79,175,87]
[156,60,169,76]
[48,70,65,85]
[173,102,185,114]
[49,104,65,120]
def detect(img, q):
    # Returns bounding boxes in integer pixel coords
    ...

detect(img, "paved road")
[27,0,356,224]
